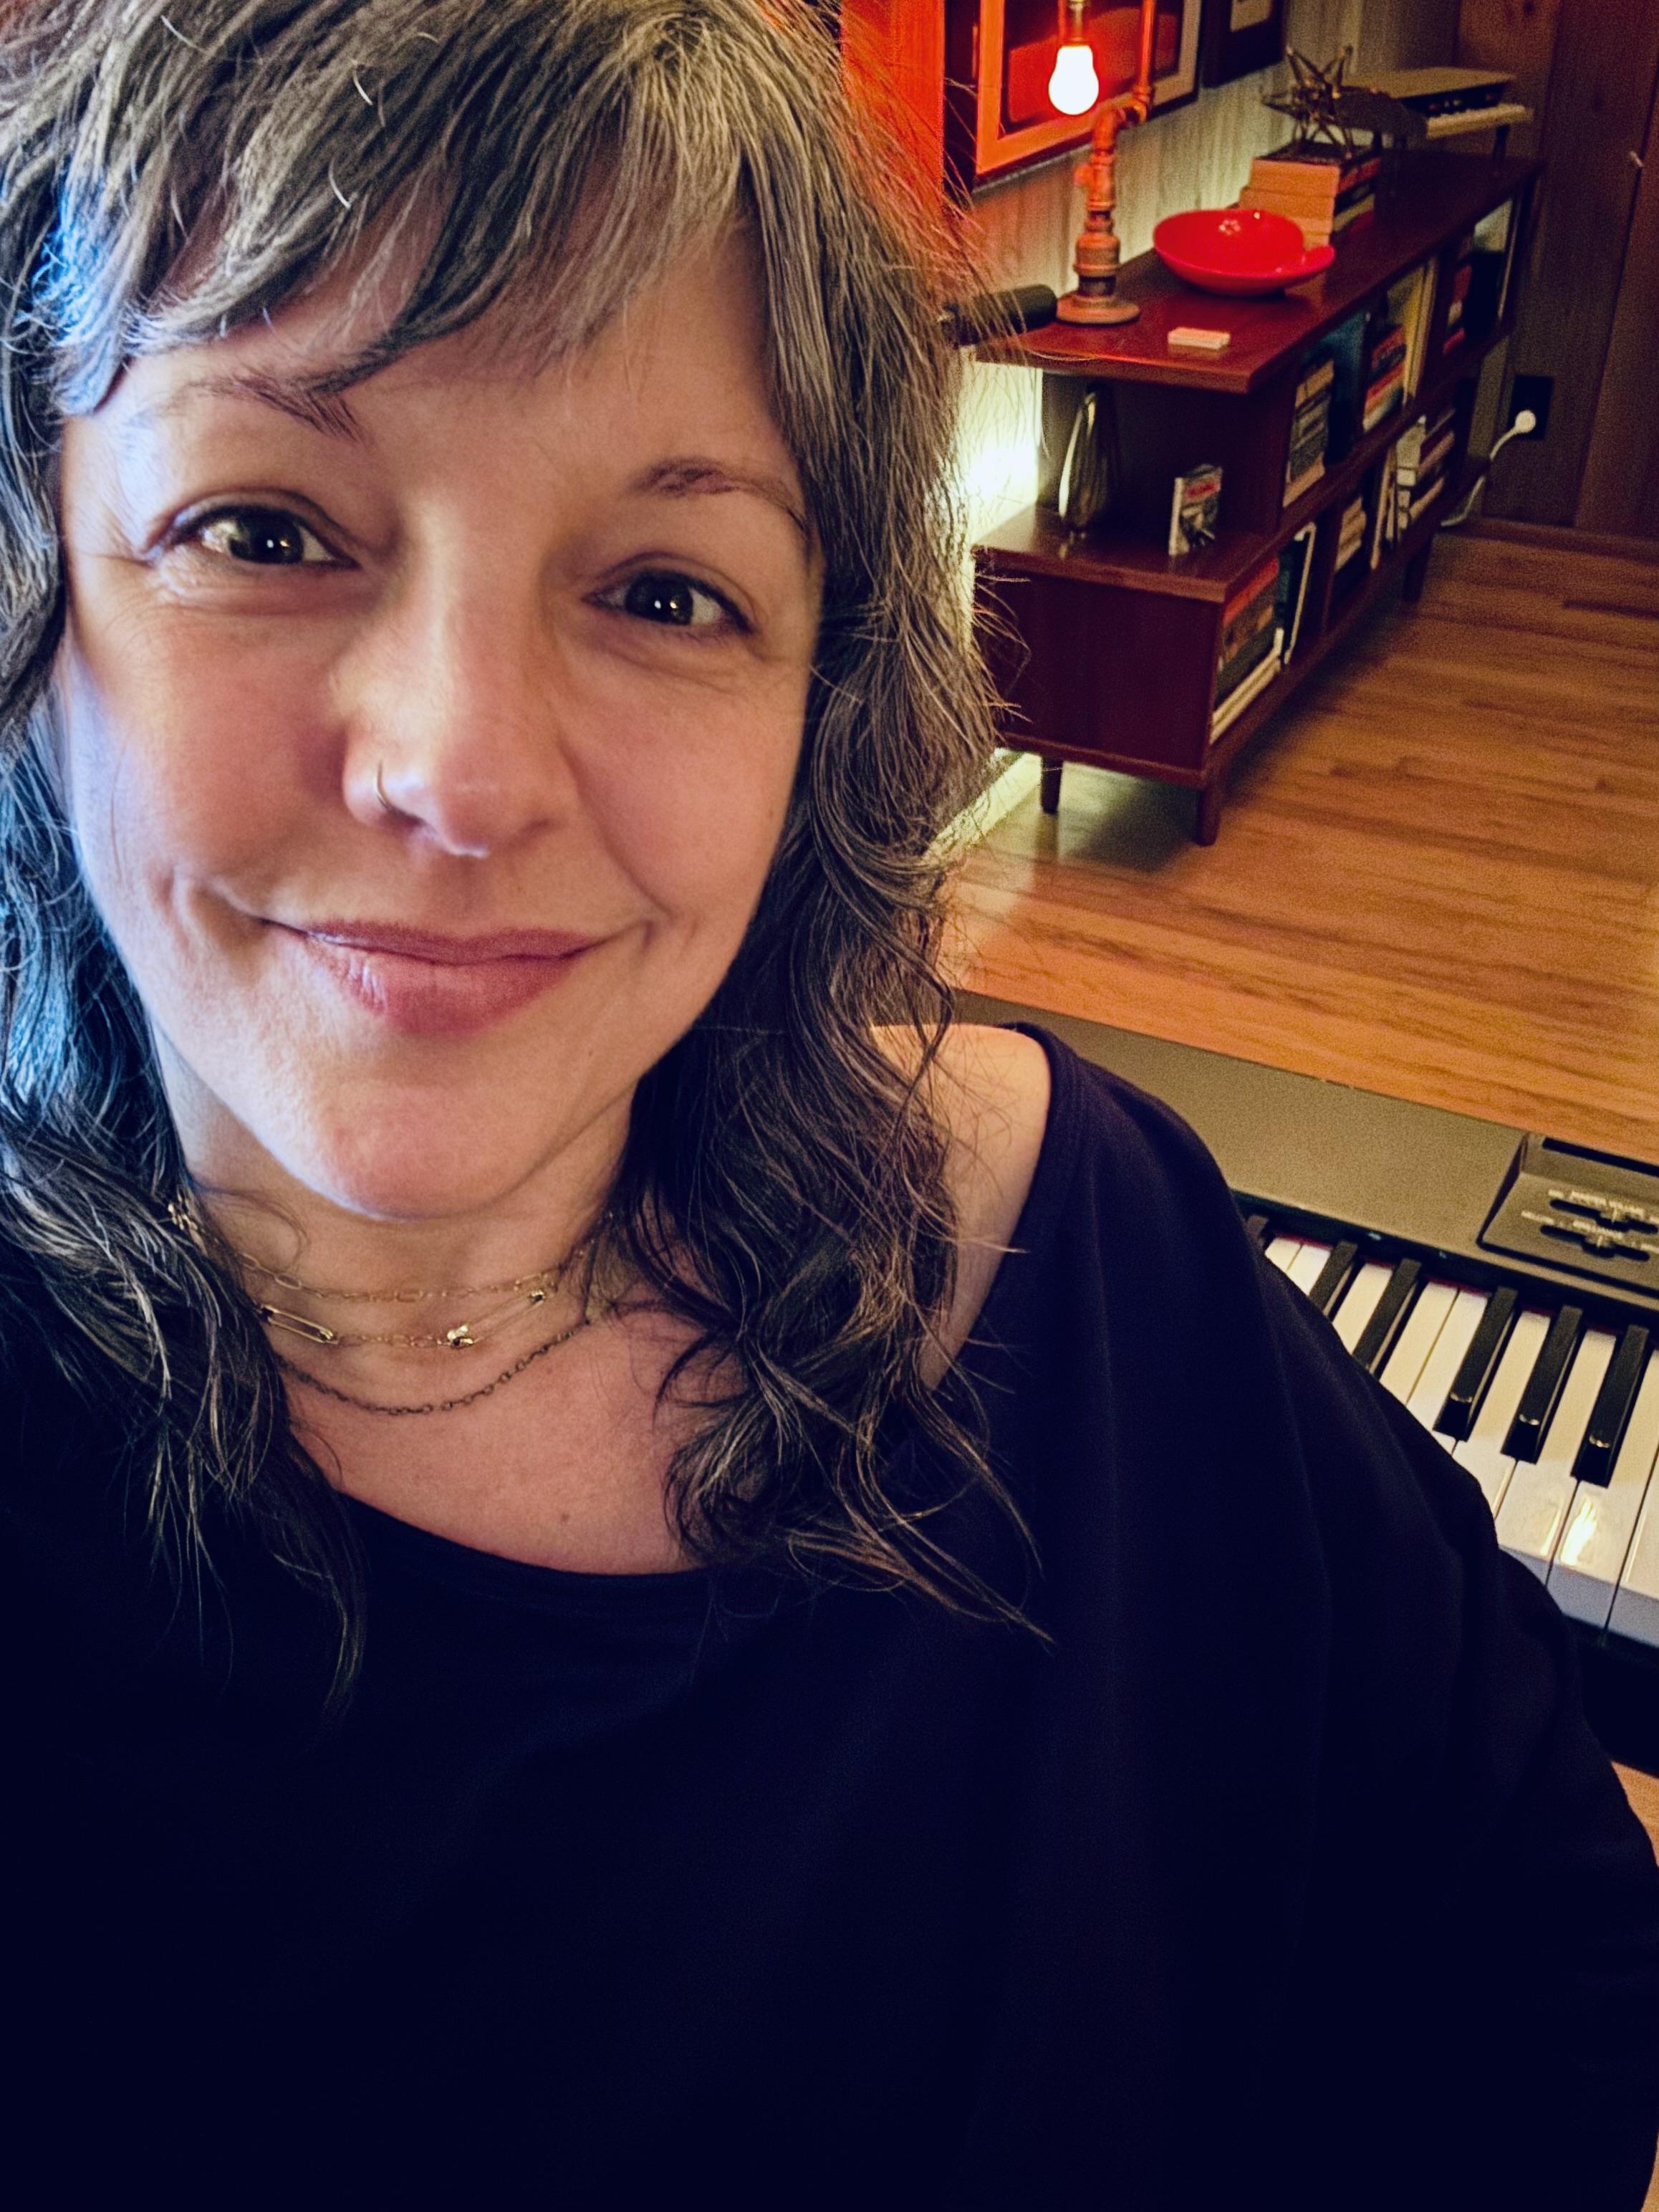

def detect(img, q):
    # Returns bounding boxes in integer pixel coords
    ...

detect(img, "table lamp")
[1047,0,1163,324]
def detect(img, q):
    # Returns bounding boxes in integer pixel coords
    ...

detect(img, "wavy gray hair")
[0,0,1037,1708]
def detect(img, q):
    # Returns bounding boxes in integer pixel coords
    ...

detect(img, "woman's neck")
[174,1074,633,1405]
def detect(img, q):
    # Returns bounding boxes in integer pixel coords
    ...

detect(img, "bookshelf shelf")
[972,153,1542,842]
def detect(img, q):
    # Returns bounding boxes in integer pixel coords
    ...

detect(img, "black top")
[7,1026,1659,2209]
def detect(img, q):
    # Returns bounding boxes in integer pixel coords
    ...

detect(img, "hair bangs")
[47,0,792,417]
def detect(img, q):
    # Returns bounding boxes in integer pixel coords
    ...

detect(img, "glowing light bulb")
[1048,40,1100,115]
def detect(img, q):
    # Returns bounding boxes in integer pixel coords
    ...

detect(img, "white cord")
[1441,410,1539,529]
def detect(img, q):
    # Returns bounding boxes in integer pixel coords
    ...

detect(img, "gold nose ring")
[374,761,393,813]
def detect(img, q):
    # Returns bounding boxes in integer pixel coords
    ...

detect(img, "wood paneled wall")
[1471,0,1659,529]
[1577,72,1659,538]
[1457,0,1563,164]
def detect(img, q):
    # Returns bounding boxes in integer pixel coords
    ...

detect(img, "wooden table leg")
[1195,777,1223,845]
[1403,539,1435,603]
[1039,756,1064,814]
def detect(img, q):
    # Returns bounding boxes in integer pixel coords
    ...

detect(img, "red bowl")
[1153,208,1337,297]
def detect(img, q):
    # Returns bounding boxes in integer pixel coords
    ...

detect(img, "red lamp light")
[1050,0,1163,326]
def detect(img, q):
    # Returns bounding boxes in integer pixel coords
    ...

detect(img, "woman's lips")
[276,921,597,1039]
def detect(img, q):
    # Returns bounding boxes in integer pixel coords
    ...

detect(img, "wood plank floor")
[946,529,1659,2111]
[946,527,1659,1160]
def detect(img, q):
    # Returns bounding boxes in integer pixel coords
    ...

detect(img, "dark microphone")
[940,284,1057,347]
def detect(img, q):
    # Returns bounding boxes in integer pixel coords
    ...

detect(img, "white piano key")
[1552,1354,1659,1629]
[1287,1241,1332,1294]
[1379,1279,1458,1403]
[1265,1236,1303,1276]
[1453,1308,1552,1513]
[1404,1287,1489,1434]
[1494,1327,1617,1582]
[1331,1261,1394,1355]
[1610,1396,1659,1648]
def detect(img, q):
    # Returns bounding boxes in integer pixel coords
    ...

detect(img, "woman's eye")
[611,572,735,631]
[185,507,337,567]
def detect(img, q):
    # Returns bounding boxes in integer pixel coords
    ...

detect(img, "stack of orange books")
[1239,145,1381,249]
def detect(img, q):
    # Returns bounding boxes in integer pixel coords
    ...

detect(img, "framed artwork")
[943,0,1203,191]
[1199,0,1286,89]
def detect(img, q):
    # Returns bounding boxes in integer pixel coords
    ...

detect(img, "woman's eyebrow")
[116,370,366,447]
[632,456,810,545]
[112,381,811,544]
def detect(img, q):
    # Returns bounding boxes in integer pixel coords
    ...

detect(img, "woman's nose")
[344,574,577,858]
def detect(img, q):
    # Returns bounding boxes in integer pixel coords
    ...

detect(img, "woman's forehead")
[85,229,812,548]
[136,218,767,395]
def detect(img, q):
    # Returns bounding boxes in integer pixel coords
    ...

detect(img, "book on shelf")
[1441,251,1475,354]
[1284,449,1327,506]
[1369,443,1400,568]
[1216,586,1277,683]
[1322,309,1370,459]
[1284,352,1334,505]
[1399,423,1456,486]
[1275,522,1318,663]
[1395,403,1457,525]
[1210,640,1283,742]
[1239,179,1376,249]
[1472,196,1521,327]
[1215,555,1279,682]
[1334,492,1368,574]
[1167,462,1223,557]
[1367,322,1407,381]
[1245,146,1381,206]
[1213,615,1279,709]
[1385,261,1438,399]
[1293,354,1336,405]
[1405,475,1449,526]
[1362,360,1405,432]
[1216,600,1276,693]
[1395,403,1456,475]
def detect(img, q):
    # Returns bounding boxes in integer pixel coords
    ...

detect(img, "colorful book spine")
[1213,617,1279,709]
[1210,640,1283,741]
[1284,353,1334,506]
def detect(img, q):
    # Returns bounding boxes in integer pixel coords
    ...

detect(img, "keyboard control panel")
[1484,1136,1659,1288]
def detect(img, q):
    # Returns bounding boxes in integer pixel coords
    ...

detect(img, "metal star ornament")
[1262,47,1360,155]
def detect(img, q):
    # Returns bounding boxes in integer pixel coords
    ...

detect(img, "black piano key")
[1244,1213,1271,1249]
[1574,1324,1651,1487]
[1351,1257,1422,1375]
[1503,1305,1584,1462]
[1307,1239,1360,1317]
[1435,1284,1518,1440]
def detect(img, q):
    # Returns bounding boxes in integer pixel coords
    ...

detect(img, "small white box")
[1168,326,1233,353]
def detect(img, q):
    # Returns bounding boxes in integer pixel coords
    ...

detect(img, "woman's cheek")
[569,686,801,923]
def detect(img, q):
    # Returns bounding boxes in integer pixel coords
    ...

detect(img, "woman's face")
[53,233,821,1221]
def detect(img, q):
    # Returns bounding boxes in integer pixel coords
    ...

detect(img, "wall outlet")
[1510,376,1553,438]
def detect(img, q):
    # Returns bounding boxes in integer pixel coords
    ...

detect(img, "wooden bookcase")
[972,153,1542,842]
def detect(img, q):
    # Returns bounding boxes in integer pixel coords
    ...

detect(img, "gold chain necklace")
[256,1236,596,1353]
[166,1191,612,1417]
[238,1254,571,1305]
[277,1304,595,1418]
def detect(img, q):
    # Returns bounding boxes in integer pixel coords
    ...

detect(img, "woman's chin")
[274,1112,567,1227]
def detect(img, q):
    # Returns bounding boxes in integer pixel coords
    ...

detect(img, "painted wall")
[953,0,1458,547]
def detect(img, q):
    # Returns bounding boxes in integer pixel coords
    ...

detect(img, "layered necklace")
[175,1195,610,1418]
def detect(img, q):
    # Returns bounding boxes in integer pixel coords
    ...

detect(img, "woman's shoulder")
[925,1019,1238,1254]
[903,1018,1242,1375]
[928,1021,1053,1249]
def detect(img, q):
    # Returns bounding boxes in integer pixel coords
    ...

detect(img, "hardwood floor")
[946,525,1659,2018]
[946,526,1659,1159]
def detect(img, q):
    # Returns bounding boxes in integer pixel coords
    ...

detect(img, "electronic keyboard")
[956,992,1659,1772]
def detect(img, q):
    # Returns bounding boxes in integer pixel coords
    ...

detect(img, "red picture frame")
[943,0,1202,190]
